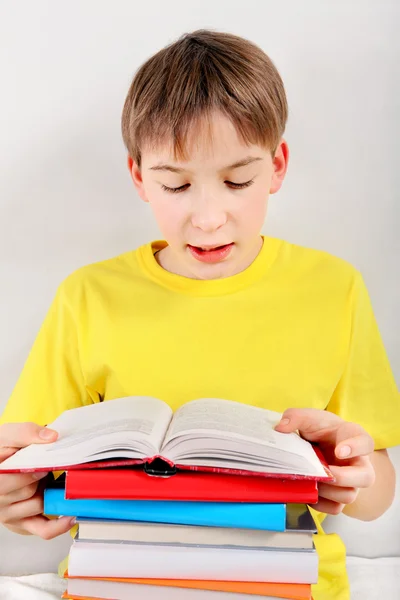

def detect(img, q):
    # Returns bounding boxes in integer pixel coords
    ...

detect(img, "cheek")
[149,196,186,236]
[236,193,268,231]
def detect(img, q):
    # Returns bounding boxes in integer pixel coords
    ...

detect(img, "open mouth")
[187,243,234,263]
[196,244,229,252]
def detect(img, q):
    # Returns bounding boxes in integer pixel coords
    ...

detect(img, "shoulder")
[272,237,362,292]
[54,244,149,307]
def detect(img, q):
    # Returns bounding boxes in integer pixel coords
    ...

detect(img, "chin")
[190,260,235,281]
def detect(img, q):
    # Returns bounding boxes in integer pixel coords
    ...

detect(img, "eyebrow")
[149,155,264,174]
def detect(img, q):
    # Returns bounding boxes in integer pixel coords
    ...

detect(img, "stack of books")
[0,396,332,600]
[50,472,319,600]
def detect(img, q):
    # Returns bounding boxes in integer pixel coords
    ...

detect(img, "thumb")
[0,422,58,449]
[274,408,343,443]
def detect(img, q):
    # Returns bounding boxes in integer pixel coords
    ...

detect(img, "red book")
[65,467,318,503]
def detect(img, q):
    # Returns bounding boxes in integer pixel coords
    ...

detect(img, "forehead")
[141,112,268,172]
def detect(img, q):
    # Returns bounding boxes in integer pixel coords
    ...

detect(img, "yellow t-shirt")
[1,236,399,600]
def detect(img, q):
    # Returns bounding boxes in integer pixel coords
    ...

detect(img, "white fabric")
[346,557,400,600]
[0,559,399,600]
[0,574,65,600]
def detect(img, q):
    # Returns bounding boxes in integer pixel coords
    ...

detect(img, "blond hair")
[121,29,288,167]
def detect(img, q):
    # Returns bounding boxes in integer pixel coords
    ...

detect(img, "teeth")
[189,243,230,252]
[200,245,224,251]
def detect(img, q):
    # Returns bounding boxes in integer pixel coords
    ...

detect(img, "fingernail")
[280,418,290,426]
[39,428,55,440]
[338,445,351,458]
[32,471,48,480]
[68,517,76,526]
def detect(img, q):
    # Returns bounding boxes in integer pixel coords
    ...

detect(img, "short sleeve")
[0,279,94,427]
[326,272,400,449]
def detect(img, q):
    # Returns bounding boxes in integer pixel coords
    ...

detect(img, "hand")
[275,408,375,515]
[0,422,76,539]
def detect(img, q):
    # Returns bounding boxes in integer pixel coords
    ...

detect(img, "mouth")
[187,243,234,264]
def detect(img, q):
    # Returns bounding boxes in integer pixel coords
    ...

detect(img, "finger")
[9,515,76,540]
[0,491,44,523]
[328,461,375,489]
[0,447,18,462]
[274,408,343,443]
[0,423,58,449]
[318,482,359,505]
[312,498,345,516]
[335,433,375,460]
[0,471,48,496]
[0,481,40,508]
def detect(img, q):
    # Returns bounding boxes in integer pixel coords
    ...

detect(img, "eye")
[161,184,189,194]
[226,179,254,189]
[161,179,254,194]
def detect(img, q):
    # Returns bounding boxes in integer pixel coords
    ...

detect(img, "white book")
[77,519,314,550]
[0,396,328,478]
[67,578,298,600]
[68,541,318,584]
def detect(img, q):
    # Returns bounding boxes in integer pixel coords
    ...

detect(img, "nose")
[191,195,227,233]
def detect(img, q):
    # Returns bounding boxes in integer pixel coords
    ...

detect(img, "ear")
[269,139,289,194]
[127,155,149,203]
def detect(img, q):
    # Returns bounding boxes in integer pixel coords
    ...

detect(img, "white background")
[0,0,399,575]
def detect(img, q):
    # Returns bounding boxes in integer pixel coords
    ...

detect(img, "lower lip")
[188,243,234,264]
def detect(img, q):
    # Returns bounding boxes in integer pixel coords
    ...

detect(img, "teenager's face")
[128,111,289,280]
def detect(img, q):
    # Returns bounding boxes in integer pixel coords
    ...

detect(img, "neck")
[155,236,264,280]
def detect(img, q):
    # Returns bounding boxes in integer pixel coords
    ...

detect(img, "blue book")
[44,488,286,531]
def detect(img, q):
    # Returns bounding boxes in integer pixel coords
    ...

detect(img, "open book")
[0,396,331,479]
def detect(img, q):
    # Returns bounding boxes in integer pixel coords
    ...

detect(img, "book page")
[164,398,282,446]
[0,396,173,471]
[162,398,322,466]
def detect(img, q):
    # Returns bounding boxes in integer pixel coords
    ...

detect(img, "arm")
[0,276,90,538]
[275,408,396,521]
[342,449,396,521]
[301,271,399,520]
[0,276,93,428]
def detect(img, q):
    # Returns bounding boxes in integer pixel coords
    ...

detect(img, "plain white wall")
[0,0,399,574]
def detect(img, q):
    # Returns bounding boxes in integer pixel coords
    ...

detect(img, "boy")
[0,29,399,600]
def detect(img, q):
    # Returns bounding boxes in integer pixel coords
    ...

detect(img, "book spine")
[44,489,286,531]
[65,470,318,504]
[68,542,318,583]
